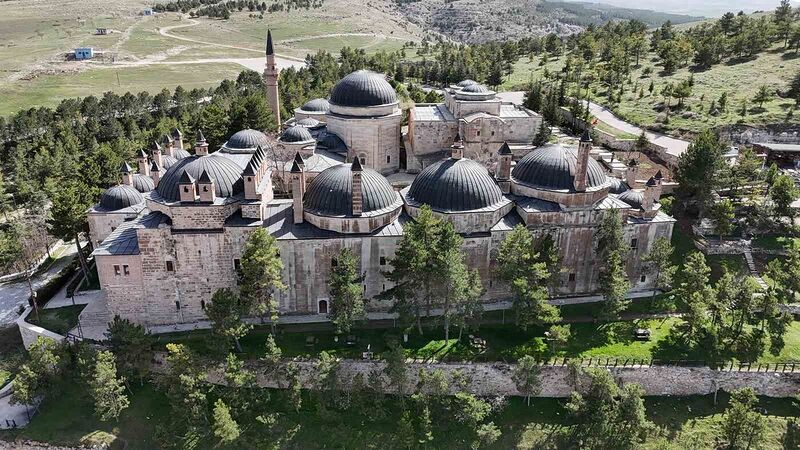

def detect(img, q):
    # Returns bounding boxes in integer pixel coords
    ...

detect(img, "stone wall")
[199,359,800,398]
[16,307,66,350]
[720,124,800,146]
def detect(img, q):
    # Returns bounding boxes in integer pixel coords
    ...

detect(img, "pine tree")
[328,247,366,336]
[105,315,153,387]
[512,355,541,406]
[239,228,285,333]
[722,388,767,450]
[46,180,94,284]
[212,399,240,444]
[206,288,252,353]
[641,237,675,300]
[596,210,630,318]
[532,120,551,146]
[88,351,130,422]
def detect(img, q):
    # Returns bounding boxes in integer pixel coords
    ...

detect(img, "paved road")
[495,92,690,160]
[0,242,79,326]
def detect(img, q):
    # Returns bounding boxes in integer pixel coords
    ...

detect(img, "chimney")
[496,142,513,194]
[451,136,464,160]
[150,161,162,187]
[161,134,174,157]
[151,141,163,167]
[293,151,306,186]
[574,129,592,192]
[643,177,660,211]
[625,158,638,187]
[172,128,184,150]
[137,149,150,177]
[178,171,197,203]
[291,158,305,224]
[197,170,215,203]
[194,130,209,156]
[351,157,364,216]
[120,162,134,186]
[243,161,258,200]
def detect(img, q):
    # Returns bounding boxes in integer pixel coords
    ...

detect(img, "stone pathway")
[743,250,769,290]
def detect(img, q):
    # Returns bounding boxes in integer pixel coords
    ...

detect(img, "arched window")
[318,299,329,314]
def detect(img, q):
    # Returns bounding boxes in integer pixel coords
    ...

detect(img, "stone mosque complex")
[87,31,674,327]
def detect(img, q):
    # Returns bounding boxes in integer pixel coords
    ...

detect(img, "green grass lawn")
[595,120,638,140]
[753,235,798,251]
[27,305,85,335]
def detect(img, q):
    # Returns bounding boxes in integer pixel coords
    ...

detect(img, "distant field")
[0,63,243,116]
[0,0,422,116]
[503,44,800,136]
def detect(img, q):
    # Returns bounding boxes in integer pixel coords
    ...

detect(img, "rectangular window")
[234,259,241,271]
[123,265,130,276]
[165,261,174,272]
[568,273,576,282]
[114,265,121,276]
[379,256,386,266]
[630,238,638,250]
[640,274,647,283]
[386,155,391,164]
[331,258,338,267]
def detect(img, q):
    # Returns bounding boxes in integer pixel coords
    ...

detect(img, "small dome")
[329,70,398,108]
[132,174,155,193]
[304,164,398,217]
[173,148,192,159]
[512,144,607,192]
[281,125,314,143]
[100,185,144,211]
[224,129,269,150]
[300,98,330,112]
[618,190,644,209]
[607,177,629,194]
[156,155,245,201]
[460,83,490,93]
[161,155,179,170]
[457,79,478,88]
[407,158,505,212]
[296,117,322,128]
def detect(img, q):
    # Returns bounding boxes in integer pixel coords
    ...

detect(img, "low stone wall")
[198,359,800,398]
[16,307,66,350]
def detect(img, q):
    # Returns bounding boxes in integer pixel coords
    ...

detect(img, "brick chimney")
[171,128,184,150]
[625,158,638,188]
[351,157,364,216]
[291,154,305,224]
[451,136,464,160]
[120,162,134,186]
[137,149,150,177]
[151,141,163,167]
[150,161,161,187]
[197,170,215,203]
[496,142,512,194]
[574,129,592,192]
[161,134,174,158]
[643,176,661,211]
[194,130,209,156]
[178,171,197,203]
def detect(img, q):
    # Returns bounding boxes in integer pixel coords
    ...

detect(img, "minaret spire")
[264,29,281,129]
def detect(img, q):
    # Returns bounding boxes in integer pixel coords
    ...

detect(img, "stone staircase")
[743,250,769,291]
[68,291,111,341]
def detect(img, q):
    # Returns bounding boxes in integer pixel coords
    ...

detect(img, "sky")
[563,0,796,18]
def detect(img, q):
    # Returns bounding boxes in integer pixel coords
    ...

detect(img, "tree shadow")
[781,51,800,61]
[725,55,758,66]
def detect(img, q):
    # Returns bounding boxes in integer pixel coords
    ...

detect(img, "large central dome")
[329,70,397,108]
[512,144,607,192]
[156,155,244,201]
[304,164,399,217]
[407,158,505,212]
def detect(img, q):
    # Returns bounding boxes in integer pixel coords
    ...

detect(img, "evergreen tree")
[206,288,252,353]
[11,337,63,408]
[532,120,551,146]
[212,399,241,444]
[675,130,725,213]
[328,247,366,336]
[710,198,735,239]
[642,237,676,300]
[596,210,630,318]
[88,351,130,422]
[239,228,285,333]
[496,225,561,329]
[770,174,798,219]
[105,315,153,387]
[722,388,767,450]
[46,179,95,282]
[512,355,541,406]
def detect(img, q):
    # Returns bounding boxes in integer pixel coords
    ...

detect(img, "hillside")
[394,0,701,43]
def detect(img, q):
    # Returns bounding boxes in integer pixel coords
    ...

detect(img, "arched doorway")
[317,299,329,314]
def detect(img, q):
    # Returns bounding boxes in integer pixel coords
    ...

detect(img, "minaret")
[264,30,281,129]
[574,129,592,192]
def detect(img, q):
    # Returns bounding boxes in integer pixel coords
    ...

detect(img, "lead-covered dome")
[512,144,607,192]
[407,158,505,212]
[461,83,490,93]
[100,185,144,211]
[304,164,398,217]
[224,129,269,151]
[329,70,398,107]
[618,190,644,209]
[300,98,330,112]
[173,148,192,159]
[132,174,155,193]
[607,176,629,194]
[281,125,314,143]
[457,79,478,88]
[156,155,244,201]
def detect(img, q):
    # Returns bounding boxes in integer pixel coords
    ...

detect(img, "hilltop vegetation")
[395,0,701,44]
